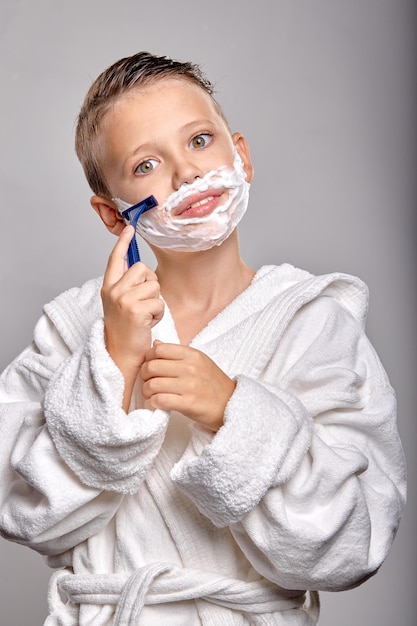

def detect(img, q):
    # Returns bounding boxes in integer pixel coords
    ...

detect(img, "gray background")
[0,0,415,624]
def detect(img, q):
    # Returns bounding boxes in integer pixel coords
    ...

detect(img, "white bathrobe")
[0,264,406,625]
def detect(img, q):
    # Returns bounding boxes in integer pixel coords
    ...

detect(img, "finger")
[125,261,159,285]
[117,294,164,327]
[117,278,160,304]
[103,225,135,287]
[146,392,183,412]
[144,342,190,363]
[103,275,161,320]
[142,375,181,399]
[105,264,160,307]
[140,357,180,382]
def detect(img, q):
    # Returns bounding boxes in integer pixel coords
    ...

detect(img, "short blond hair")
[75,51,227,198]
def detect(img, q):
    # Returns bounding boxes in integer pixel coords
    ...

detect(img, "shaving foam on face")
[114,150,250,252]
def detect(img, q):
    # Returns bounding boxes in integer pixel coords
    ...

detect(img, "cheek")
[117,178,169,207]
[211,140,235,167]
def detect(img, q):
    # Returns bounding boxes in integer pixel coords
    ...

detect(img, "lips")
[173,190,225,218]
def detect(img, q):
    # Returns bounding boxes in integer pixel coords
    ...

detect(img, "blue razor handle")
[121,195,158,267]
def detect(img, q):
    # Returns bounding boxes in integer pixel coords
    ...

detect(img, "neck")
[152,230,255,311]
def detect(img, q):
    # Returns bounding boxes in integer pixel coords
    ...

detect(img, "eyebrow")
[125,119,216,162]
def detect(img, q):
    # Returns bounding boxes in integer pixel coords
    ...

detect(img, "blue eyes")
[134,133,213,176]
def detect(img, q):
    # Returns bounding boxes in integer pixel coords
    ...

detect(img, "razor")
[120,195,158,267]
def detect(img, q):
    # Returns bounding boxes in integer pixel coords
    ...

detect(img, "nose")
[172,154,204,191]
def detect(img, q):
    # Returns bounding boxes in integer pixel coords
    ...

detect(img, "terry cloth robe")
[0,264,406,625]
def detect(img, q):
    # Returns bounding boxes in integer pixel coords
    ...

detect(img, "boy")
[0,51,406,625]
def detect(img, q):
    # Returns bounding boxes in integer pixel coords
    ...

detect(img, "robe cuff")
[44,318,169,494]
[171,375,314,527]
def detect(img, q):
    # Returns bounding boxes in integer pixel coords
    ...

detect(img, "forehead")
[102,78,226,140]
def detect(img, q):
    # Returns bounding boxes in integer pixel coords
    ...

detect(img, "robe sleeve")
[170,296,406,591]
[0,312,168,557]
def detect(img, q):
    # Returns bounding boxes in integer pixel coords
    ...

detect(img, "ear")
[90,195,126,236]
[232,133,254,183]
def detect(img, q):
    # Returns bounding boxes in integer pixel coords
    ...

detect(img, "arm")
[0,314,122,556]
[170,297,406,590]
[44,225,168,494]
[0,228,168,557]
[99,225,164,411]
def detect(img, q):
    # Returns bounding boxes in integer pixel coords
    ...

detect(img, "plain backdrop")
[0,1,415,624]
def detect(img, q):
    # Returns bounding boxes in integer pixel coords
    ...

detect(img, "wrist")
[209,378,237,432]
[106,349,147,413]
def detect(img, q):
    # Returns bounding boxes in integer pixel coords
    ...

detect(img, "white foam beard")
[115,150,250,252]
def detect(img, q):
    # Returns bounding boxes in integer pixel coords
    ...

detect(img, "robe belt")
[57,562,315,625]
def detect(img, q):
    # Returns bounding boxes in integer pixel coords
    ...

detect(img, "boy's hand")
[140,341,236,432]
[101,226,164,407]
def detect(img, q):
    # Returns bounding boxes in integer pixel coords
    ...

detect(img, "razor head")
[121,195,158,226]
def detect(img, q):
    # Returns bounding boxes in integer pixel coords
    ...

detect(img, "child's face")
[98,78,250,209]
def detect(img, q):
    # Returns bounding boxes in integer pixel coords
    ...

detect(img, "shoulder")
[256,263,369,327]
[43,276,104,352]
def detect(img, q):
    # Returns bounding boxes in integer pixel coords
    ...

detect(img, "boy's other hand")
[140,341,236,432]
[101,226,164,406]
